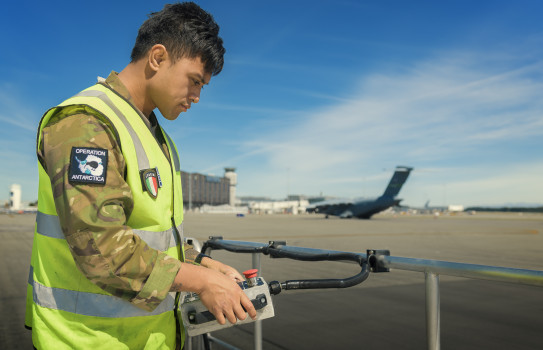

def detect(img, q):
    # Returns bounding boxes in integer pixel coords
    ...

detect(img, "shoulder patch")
[69,147,108,185]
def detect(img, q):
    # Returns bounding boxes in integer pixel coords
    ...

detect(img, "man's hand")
[201,258,244,282]
[171,263,257,325]
[197,268,257,325]
[183,246,244,282]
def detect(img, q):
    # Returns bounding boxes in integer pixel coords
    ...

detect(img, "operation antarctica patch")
[68,147,108,185]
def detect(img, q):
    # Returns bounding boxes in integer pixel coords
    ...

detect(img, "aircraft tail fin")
[381,166,413,198]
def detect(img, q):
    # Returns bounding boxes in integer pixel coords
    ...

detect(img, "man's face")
[150,56,211,120]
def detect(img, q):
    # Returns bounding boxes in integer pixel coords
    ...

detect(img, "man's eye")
[193,79,205,90]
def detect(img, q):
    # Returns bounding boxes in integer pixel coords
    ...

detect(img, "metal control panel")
[180,276,275,337]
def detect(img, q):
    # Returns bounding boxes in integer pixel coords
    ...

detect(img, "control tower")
[223,168,237,206]
[10,184,21,211]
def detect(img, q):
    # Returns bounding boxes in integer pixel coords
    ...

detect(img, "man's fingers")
[233,303,248,321]
[225,271,240,282]
[231,272,244,282]
[231,270,244,282]
[213,310,226,325]
[224,308,238,325]
[240,293,257,320]
[218,263,244,282]
[210,299,244,325]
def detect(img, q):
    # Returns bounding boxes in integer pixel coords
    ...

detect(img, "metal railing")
[185,237,543,350]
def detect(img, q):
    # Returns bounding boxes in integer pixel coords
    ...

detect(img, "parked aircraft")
[405,200,448,214]
[306,166,413,219]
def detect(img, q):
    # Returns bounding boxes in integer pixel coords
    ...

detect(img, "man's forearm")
[170,262,208,292]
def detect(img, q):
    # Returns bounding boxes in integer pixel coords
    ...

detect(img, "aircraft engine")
[339,210,353,218]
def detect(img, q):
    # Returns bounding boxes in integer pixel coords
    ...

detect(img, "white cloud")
[402,162,543,207]
[0,86,42,201]
[0,85,39,132]
[235,52,543,204]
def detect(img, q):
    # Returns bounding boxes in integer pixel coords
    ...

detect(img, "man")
[25,3,256,349]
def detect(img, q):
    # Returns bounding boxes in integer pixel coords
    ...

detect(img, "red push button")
[243,269,258,279]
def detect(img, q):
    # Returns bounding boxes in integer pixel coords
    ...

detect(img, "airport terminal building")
[181,168,236,210]
[4,168,310,215]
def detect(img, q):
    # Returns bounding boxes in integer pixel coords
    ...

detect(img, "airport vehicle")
[306,166,413,219]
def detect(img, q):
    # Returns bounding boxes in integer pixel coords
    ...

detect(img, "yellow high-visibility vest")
[26,83,185,349]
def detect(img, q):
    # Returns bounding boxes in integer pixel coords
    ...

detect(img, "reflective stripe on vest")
[35,211,181,252]
[163,132,181,172]
[29,266,176,318]
[31,211,182,318]
[75,89,182,173]
[75,89,150,170]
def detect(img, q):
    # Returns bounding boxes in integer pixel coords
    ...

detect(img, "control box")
[180,274,275,337]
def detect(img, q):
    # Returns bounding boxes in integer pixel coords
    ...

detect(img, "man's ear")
[148,44,169,72]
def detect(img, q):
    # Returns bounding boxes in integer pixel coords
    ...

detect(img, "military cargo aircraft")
[306,166,413,219]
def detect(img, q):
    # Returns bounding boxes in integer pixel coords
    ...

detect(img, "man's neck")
[118,62,155,118]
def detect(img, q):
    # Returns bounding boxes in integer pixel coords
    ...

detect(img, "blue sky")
[1,0,542,207]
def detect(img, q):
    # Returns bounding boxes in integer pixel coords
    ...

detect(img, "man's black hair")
[131,2,225,76]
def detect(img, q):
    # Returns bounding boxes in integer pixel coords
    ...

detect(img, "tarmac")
[2,211,542,349]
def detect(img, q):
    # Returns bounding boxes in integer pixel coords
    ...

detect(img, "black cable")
[280,262,369,291]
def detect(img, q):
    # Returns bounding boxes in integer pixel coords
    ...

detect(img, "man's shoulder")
[43,104,116,137]
[47,104,102,124]
[40,106,119,157]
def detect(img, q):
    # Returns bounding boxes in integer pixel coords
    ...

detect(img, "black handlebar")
[201,237,371,295]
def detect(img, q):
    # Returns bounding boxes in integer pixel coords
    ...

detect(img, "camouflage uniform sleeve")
[183,244,198,264]
[41,110,181,311]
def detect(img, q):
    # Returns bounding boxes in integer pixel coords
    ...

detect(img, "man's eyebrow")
[192,73,209,85]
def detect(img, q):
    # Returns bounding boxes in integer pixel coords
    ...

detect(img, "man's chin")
[163,112,181,121]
